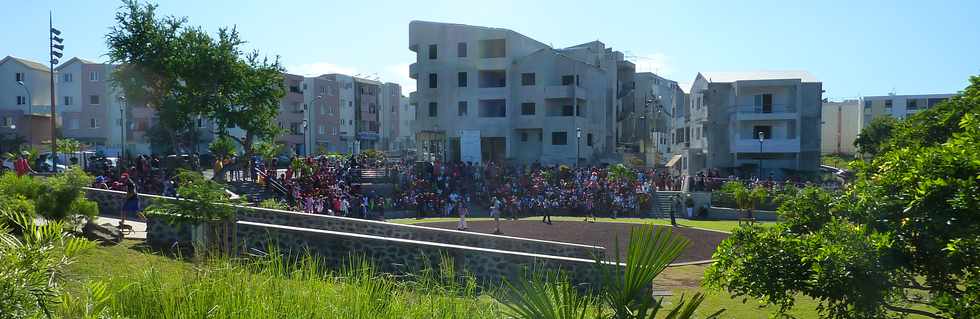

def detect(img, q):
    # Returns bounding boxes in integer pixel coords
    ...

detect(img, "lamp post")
[303,95,323,156]
[49,12,64,172]
[16,81,31,145]
[575,127,582,167]
[118,96,127,158]
[757,131,765,178]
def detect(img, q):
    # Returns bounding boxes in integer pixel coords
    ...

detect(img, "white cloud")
[287,62,358,77]
[631,52,671,76]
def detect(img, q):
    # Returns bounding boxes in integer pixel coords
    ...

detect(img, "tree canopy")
[705,76,980,319]
[106,0,285,154]
[853,115,898,156]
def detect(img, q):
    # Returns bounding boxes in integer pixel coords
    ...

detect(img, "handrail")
[254,166,292,205]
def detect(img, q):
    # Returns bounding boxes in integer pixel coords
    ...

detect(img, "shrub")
[36,167,96,221]
[257,199,289,210]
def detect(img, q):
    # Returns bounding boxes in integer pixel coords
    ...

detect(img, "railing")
[734,104,794,114]
[255,166,292,205]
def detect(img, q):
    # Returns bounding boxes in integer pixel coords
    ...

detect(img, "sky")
[3,0,978,99]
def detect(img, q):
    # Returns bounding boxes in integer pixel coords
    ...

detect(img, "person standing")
[120,173,139,232]
[456,197,468,231]
[14,152,35,177]
[490,196,502,234]
[541,196,553,225]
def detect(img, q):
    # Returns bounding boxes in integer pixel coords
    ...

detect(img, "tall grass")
[59,249,503,319]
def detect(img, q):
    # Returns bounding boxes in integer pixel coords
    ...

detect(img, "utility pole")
[49,12,64,171]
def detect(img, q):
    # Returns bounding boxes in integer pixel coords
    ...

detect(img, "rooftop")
[700,70,819,83]
[1,56,50,72]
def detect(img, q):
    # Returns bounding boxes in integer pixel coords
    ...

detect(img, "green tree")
[208,135,237,161]
[106,0,284,155]
[853,115,898,156]
[705,76,980,319]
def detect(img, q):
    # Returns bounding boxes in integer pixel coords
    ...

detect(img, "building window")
[587,133,593,146]
[907,99,918,110]
[458,72,467,87]
[521,102,535,115]
[478,39,506,58]
[520,132,528,142]
[457,42,467,57]
[89,71,100,81]
[927,98,946,107]
[15,72,24,82]
[428,44,437,60]
[63,96,72,106]
[521,73,536,86]
[428,73,437,89]
[551,132,567,145]
[478,70,506,88]
[16,96,26,105]
[90,95,100,105]
[458,101,468,116]
[2,117,13,127]
[62,73,72,82]
[561,75,575,86]
[68,119,79,130]
[752,126,772,140]
[884,99,893,112]
[562,105,574,116]
[754,94,773,113]
[89,118,99,128]
[318,126,326,135]
[428,102,438,117]
[478,99,506,117]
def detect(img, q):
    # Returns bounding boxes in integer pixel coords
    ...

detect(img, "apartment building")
[859,93,954,125]
[0,56,54,148]
[408,20,625,165]
[379,82,402,152]
[820,99,861,155]
[394,95,415,152]
[302,75,344,154]
[619,72,684,166]
[676,71,822,178]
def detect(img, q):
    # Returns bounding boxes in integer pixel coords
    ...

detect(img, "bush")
[257,199,289,210]
[36,167,96,221]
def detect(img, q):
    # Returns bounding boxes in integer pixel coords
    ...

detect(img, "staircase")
[650,191,682,218]
[226,180,281,204]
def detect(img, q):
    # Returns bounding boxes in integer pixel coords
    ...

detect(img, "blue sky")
[3,0,978,99]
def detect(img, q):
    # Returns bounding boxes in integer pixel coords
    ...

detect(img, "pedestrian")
[541,197,552,224]
[456,197,468,230]
[490,196,502,234]
[14,152,35,177]
[119,173,139,233]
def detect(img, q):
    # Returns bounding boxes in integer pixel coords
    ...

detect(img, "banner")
[459,129,481,164]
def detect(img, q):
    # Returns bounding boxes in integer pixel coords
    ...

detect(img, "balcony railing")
[735,104,794,114]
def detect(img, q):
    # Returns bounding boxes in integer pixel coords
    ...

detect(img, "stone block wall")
[84,188,603,259]
[237,221,609,287]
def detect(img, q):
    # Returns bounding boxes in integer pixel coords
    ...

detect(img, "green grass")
[390,216,771,233]
[821,153,857,169]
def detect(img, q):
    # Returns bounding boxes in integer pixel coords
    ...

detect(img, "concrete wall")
[84,187,603,260]
[237,221,606,287]
[705,206,778,221]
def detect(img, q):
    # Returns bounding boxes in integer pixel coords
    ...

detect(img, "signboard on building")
[459,129,481,164]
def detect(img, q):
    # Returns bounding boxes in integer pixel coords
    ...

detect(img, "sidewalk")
[94,216,147,240]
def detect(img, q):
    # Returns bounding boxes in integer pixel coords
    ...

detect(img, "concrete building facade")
[620,72,684,166]
[676,71,823,178]
[859,93,955,126]
[820,99,861,155]
[0,56,54,148]
[408,20,624,165]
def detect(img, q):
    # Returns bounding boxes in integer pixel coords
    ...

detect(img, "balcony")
[544,85,587,100]
[734,104,797,120]
[409,63,418,79]
[408,91,418,105]
[731,138,800,153]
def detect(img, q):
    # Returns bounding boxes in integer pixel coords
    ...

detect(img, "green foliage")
[107,0,285,154]
[253,140,285,164]
[501,225,724,319]
[36,167,97,221]
[0,214,95,318]
[0,195,36,233]
[145,169,239,224]
[60,252,501,318]
[207,135,238,160]
[706,75,980,319]
[607,163,635,183]
[854,116,898,156]
[257,199,289,210]
[0,168,96,222]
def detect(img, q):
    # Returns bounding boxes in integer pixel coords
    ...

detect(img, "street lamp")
[118,96,127,158]
[303,95,323,156]
[576,127,582,167]
[16,81,31,144]
[757,131,765,179]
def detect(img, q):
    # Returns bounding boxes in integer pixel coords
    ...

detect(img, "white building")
[859,93,955,125]
[820,99,861,155]
[0,56,53,148]
[621,72,684,166]
[408,20,627,164]
[676,71,823,178]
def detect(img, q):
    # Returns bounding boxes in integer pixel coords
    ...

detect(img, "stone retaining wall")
[84,188,604,259]
[237,221,608,287]
[705,206,779,221]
